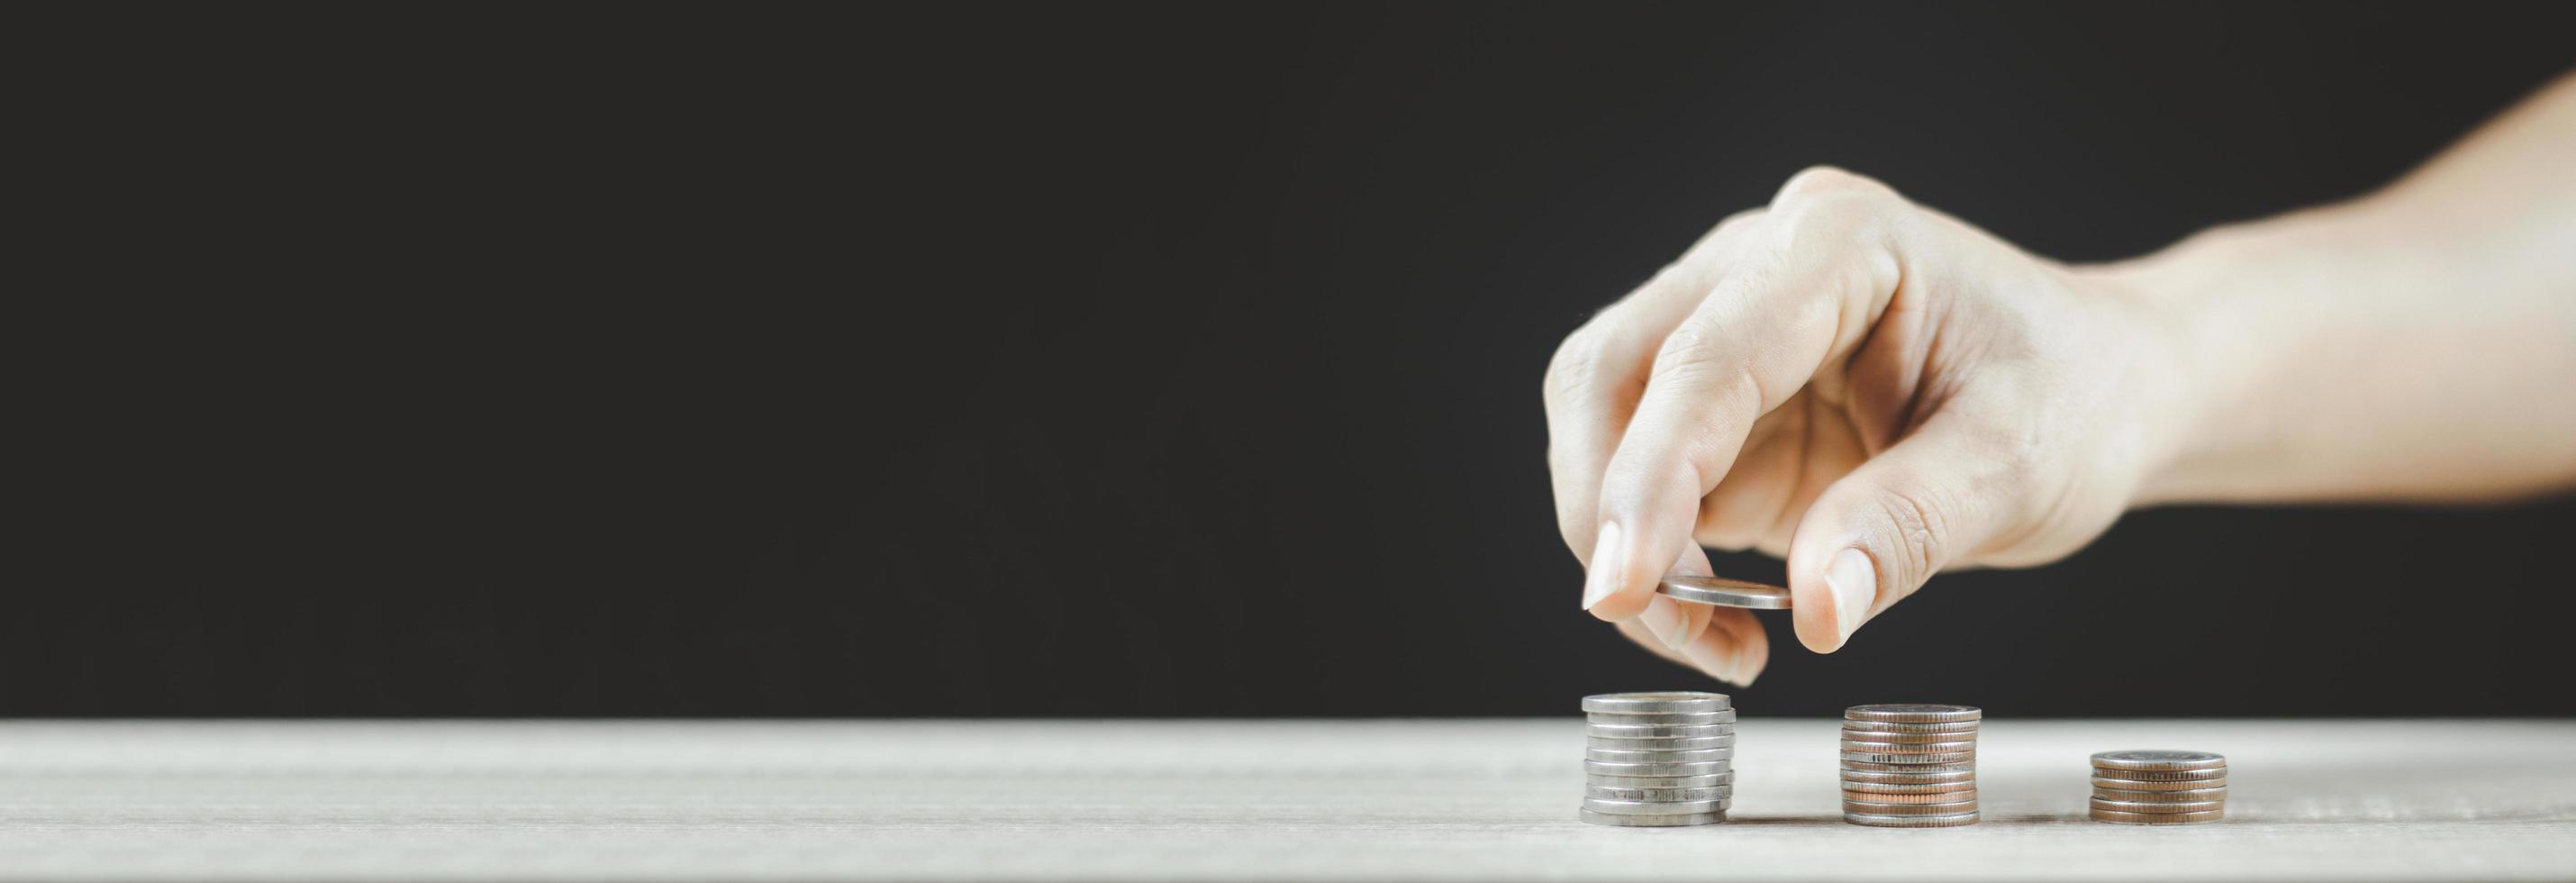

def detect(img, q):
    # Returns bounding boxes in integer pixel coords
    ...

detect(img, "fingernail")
[1580,523,1625,611]
[1639,596,1688,650]
[1828,548,1878,647]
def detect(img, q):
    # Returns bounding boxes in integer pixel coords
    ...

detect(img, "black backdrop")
[28,4,2576,716]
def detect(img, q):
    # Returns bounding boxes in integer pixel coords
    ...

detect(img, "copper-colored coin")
[1839,729,1980,745]
[1841,751,1975,766]
[2091,775,2227,791]
[2093,785,2227,802]
[1842,778,1979,795]
[2091,766,2227,782]
[1845,811,1980,827]
[1845,704,1982,724]
[2091,797,2225,814]
[1841,719,1981,734]
[1842,760,1976,775]
[1840,767,1976,784]
[1845,788,1978,805]
[1843,798,1978,815]
[2091,751,2226,771]
[2090,808,2224,824]
[1841,738,1980,753]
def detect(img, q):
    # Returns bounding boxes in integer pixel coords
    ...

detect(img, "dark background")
[26,5,2576,717]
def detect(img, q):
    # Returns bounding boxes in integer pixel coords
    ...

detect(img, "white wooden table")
[0,720,2568,880]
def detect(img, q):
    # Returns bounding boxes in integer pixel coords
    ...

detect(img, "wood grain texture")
[0,719,2567,880]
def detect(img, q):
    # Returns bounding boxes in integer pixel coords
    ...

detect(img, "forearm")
[2109,75,2576,505]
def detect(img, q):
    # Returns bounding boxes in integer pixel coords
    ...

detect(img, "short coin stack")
[1840,704,1981,827]
[1579,692,1735,827]
[2090,751,2227,824]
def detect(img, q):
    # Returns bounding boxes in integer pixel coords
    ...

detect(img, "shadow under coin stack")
[1840,704,1982,827]
[2090,751,2227,824]
[1579,692,1736,827]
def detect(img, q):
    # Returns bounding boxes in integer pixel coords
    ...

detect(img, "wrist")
[2074,227,2277,508]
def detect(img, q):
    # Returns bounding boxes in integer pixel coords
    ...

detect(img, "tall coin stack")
[1579,692,1735,827]
[2089,751,2227,824]
[1840,704,1981,827]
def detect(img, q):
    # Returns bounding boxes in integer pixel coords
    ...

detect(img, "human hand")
[1542,168,2189,683]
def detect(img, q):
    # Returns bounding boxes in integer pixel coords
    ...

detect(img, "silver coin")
[2091,750,2225,771]
[2089,766,2227,782]
[1841,719,1982,734]
[1845,704,1982,724]
[1840,751,1975,766]
[2093,785,2227,801]
[1844,788,1977,804]
[1581,692,1731,715]
[1845,815,1980,828]
[1587,721,1735,739]
[1576,793,1741,808]
[1589,735,1734,751]
[1579,809,1726,826]
[1586,747,1734,763]
[1839,728,1981,744]
[1585,710,1736,725]
[2091,797,2226,814]
[2090,808,2223,824]
[1586,759,1727,778]
[1588,772,1731,788]
[1842,797,1979,815]
[2081,782,2226,797]
[1840,738,1980,753]
[1657,575,1793,609]
[1584,797,1729,815]
[1842,779,1979,795]
[1839,767,1977,785]
[1842,760,1975,775]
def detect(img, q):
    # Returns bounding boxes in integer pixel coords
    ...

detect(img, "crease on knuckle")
[1876,479,1953,596]
[1544,331,1607,406]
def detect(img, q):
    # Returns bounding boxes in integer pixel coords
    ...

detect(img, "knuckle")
[1773,165,1868,203]
[1543,328,1607,405]
[1873,478,1955,592]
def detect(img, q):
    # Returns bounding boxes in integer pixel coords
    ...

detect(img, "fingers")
[1547,212,1769,568]
[1584,171,1909,623]
[1784,407,2035,653]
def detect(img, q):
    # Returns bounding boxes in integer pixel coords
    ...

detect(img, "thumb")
[1785,413,2030,653]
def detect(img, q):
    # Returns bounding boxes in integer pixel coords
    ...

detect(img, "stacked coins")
[1579,692,1736,827]
[2090,751,2227,824]
[1840,704,1981,827]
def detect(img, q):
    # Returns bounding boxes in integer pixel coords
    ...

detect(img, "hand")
[1542,167,2189,683]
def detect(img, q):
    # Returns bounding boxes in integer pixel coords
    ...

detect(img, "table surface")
[0,719,2570,880]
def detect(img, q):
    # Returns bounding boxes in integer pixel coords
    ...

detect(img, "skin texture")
[1543,73,2576,683]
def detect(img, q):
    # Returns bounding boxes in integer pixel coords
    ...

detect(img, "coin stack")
[1840,704,1981,827]
[1579,692,1736,827]
[2090,751,2227,824]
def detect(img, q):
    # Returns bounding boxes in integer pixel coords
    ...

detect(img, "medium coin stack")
[2090,751,2227,824]
[1579,692,1736,827]
[1840,704,1981,827]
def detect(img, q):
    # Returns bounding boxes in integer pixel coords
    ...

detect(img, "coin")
[1837,729,1979,744]
[1586,760,1727,778]
[1840,738,1980,753]
[1585,797,1729,815]
[1582,693,1730,715]
[1838,767,1977,785]
[2091,751,2226,771]
[2089,776,2227,791]
[1843,798,1978,815]
[1590,735,1734,751]
[1586,747,1735,763]
[1584,711,1736,725]
[2089,766,2227,782]
[2089,808,2224,824]
[1841,720,1982,734]
[1588,773,1731,788]
[1657,575,1793,609]
[1845,816,1979,828]
[2091,797,2225,814]
[1580,809,1727,826]
[1576,793,1741,808]
[1845,704,1982,724]
[2091,793,2236,808]
[1840,751,1975,766]
[1841,779,1978,795]
[1843,788,1977,804]
[1587,721,1736,739]
[1841,760,1976,775]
